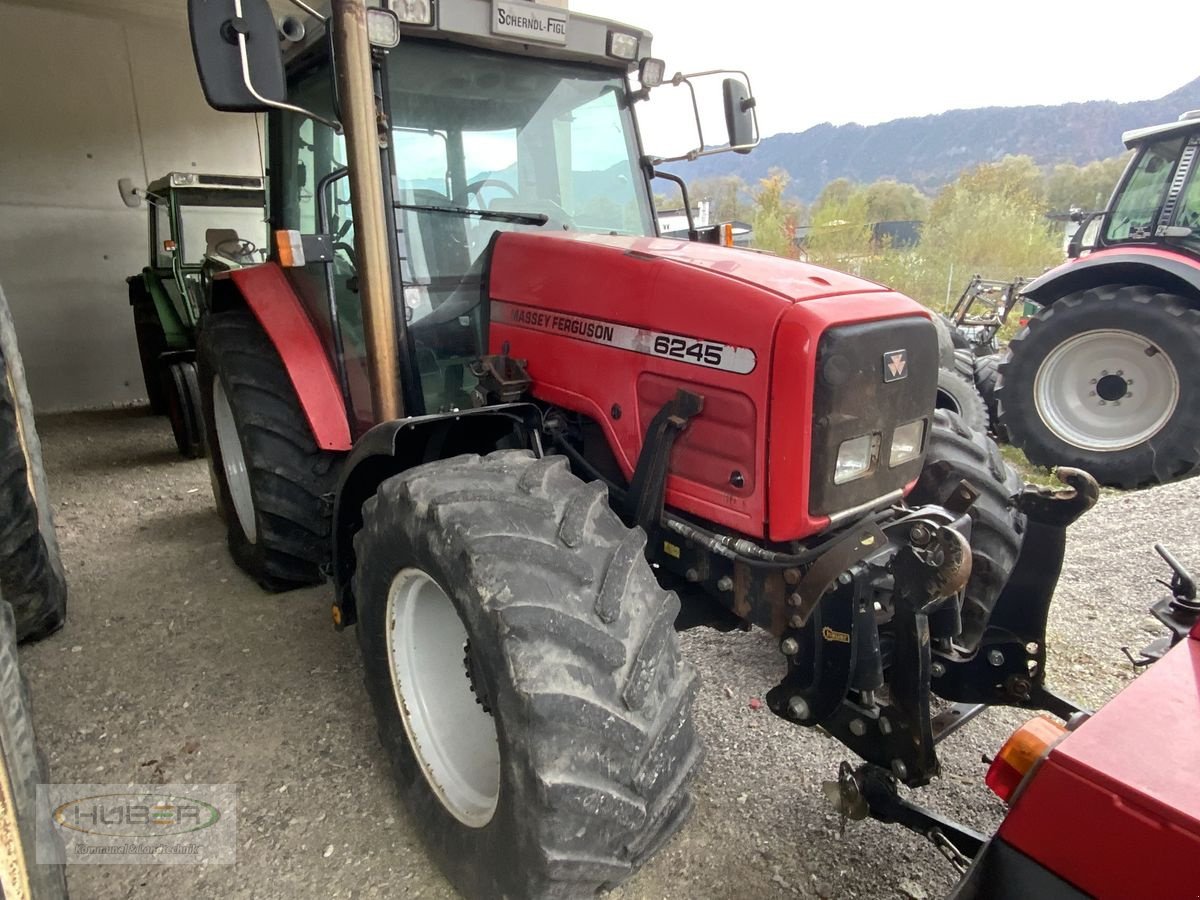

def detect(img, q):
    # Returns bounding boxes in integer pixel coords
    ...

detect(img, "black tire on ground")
[0,598,68,898]
[935,367,989,435]
[909,410,1025,649]
[973,353,1003,432]
[165,360,205,459]
[997,286,1200,488]
[197,309,341,590]
[354,450,702,898]
[0,289,66,642]
[129,277,170,415]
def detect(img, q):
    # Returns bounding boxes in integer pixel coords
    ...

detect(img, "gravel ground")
[20,408,1200,899]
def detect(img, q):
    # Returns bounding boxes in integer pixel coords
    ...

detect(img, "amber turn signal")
[985,715,1067,803]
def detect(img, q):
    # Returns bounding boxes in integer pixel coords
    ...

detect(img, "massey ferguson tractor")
[995,111,1200,488]
[187,1,1098,895]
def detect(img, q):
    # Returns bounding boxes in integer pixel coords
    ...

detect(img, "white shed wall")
[0,2,262,410]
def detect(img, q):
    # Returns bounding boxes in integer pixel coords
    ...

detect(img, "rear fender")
[135,270,190,349]
[219,263,352,451]
[330,403,543,627]
[1023,250,1200,307]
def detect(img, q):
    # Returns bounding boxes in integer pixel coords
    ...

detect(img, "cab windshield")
[1104,135,1200,247]
[381,40,652,411]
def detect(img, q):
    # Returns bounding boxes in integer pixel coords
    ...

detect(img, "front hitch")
[932,467,1100,721]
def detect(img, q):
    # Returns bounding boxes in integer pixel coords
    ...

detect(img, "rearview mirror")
[723,78,756,155]
[117,178,142,209]
[188,0,286,112]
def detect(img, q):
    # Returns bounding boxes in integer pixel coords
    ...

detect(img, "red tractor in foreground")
[996,112,1200,488]
[188,1,1098,895]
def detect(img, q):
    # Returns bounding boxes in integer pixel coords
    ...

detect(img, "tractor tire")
[165,360,205,460]
[197,309,341,590]
[129,278,169,415]
[997,286,1200,488]
[935,367,989,435]
[354,450,702,899]
[909,410,1025,650]
[0,597,68,899]
[973,353,1004,440]
[932,314,957,370]
[0,290,66,643]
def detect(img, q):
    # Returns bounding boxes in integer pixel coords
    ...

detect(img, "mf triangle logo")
[883,349,908,382]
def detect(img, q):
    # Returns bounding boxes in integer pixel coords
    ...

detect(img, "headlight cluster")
[834,419,926,485]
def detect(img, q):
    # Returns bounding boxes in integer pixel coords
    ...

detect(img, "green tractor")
[120,172,266,457]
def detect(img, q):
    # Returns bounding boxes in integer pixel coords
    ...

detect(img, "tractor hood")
[486,229,934,542]
[501,232,890,305]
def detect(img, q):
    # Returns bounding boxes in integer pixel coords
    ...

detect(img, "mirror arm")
[231,0,341,132]
[283,0,326,23]
[648,168,699,242]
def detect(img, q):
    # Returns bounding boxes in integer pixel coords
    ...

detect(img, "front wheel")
[197,309,341,589]
[354,451,702,898]
[997,286,1200,488]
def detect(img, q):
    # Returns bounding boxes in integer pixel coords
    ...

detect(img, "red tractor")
[996,112,1200,488]
[187,1,1097,895]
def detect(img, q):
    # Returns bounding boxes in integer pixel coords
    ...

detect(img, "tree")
[1044,153,1131,213]
[863,179,929,222]
[690,174,753,222]
[750,169,800,257]
[813,177,856,212]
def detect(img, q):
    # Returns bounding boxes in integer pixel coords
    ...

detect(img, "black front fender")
[330,403,543,627]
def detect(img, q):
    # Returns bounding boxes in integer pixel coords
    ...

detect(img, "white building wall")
[0,2,262,411]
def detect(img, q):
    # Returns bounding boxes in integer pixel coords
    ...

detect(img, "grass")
[998,443,1062,488]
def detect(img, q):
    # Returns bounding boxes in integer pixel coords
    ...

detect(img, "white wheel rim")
[386,568,500,828]
[212,376,257,543]
[1033,329,1180,451]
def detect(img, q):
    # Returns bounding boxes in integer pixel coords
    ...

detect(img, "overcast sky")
[571,0,1200,155]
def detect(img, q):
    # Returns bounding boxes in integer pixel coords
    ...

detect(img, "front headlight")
[834,433,879,484]
[889,418,926,467]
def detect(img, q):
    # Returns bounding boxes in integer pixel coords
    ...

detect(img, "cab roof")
[1122,110,1200,147]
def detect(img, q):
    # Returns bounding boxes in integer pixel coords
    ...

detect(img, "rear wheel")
[0,289,66,642]
[165,360,205,459]
[129,278,169,415]
[198,309,341,589]
[354,451,702,898]
[0,598,67,899]
[910,410,1025,649]
[997,286,1200,488]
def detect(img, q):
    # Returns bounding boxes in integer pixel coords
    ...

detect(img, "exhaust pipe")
[277,15,306,43]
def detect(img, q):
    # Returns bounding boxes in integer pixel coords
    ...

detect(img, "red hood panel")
[495,232,887,304]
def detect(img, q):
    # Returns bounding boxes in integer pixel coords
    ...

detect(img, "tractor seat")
[205,228,242,258]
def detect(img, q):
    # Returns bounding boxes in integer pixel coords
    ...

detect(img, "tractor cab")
[274,24,664,429]
[221,0,758,434]
[1070,110,1200,258]
[140,172,266,329]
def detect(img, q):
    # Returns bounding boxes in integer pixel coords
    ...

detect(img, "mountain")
[668,78,1200,202]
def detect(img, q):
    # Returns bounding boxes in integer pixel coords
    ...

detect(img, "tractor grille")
[809,316,938,517]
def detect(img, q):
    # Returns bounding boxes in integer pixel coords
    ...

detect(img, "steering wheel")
[462,178,517,210]
[215,238,258,262]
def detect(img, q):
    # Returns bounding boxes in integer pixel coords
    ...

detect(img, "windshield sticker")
[493,301,757,375]
[492,0,568,45]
